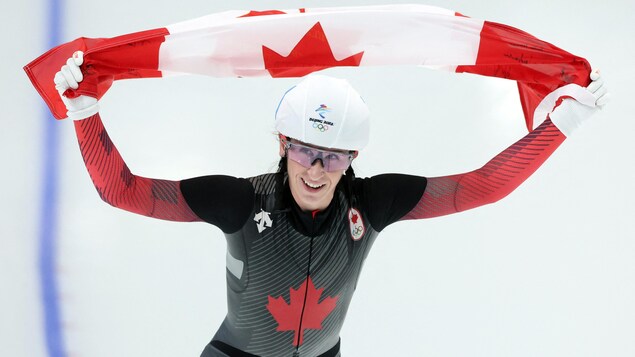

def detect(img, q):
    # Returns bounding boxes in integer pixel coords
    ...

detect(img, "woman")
[54,51,608,357]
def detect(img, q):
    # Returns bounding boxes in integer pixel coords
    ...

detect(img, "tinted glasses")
[282,139,355,172]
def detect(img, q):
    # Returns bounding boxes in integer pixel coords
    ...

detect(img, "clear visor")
[283,138,355,172]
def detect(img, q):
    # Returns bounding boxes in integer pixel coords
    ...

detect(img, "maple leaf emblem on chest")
[266,276,339,347]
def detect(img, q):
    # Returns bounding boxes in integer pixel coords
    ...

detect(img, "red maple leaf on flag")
[262,22,364,78]
[351,213,358,224]
[266,276,339,346]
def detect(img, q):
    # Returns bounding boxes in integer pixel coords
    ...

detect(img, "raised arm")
[402,118,563,219]
[73,114,201,221]
[55,52,200,222]
[402,72,609,220]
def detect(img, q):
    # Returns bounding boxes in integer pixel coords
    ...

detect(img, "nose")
[307,158,325,177]
[310,158,324,168]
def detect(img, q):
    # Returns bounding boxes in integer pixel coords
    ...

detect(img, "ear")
[279,140,286,157]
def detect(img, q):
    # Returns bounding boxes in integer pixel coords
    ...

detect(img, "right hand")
[53,51,99,120]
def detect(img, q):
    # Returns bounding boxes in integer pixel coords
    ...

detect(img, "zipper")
[294,215,317,357]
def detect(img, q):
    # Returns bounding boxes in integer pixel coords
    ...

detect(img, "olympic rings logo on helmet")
[313,122,330,132]
[353,226,364,235]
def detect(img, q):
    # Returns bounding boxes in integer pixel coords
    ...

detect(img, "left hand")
[550,70,610,137]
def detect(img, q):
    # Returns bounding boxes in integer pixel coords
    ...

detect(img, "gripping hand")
[53,51,99,120]
[550,70,610,137]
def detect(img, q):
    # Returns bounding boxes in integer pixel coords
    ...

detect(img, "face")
[280,139,350,212]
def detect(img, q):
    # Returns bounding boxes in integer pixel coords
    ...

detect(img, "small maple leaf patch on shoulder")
[266,277,339,347]
[348,208,365,241]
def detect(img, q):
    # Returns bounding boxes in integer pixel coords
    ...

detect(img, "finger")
[60,65,79,89]
[594,85,608,100]
[54,72,68,91]
[66,57,83,82]
[587,77,604,93]
[72,51,84,66]
[596,92,611,107]
[590,70,600,81]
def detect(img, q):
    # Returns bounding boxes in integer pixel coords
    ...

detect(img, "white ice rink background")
[2,0,634,356]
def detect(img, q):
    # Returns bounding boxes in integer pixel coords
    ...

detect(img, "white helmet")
[275,75,370,151]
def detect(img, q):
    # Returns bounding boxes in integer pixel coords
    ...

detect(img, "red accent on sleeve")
[402,119,565,220]
[74,114,201,222]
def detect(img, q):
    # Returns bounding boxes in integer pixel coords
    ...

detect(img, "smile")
[302,178,325,191]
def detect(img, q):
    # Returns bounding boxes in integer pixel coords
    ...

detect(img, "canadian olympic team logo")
[348,208,365,241]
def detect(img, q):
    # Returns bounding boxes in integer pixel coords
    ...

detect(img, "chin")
[293,180,334,211]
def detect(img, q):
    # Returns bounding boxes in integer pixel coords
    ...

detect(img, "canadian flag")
[24,4,591,130]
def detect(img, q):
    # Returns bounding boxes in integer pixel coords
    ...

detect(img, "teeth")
[303,178,324,189]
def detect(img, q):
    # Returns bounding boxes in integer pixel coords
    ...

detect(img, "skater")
[54,51,608,357]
